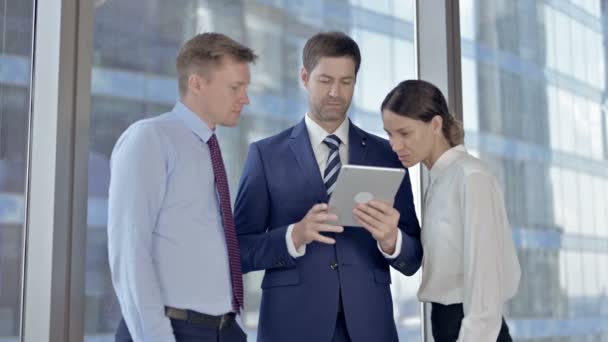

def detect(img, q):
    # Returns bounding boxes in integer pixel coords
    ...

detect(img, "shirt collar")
[304,113,349,149]
[429,144,467,182]
[172,100,214,143]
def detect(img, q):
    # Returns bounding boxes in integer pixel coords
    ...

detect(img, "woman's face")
[382,109,437,168]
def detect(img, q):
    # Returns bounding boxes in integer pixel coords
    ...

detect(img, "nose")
[329,83,340,98]
[389,137,402,152]
[241,90,250,105]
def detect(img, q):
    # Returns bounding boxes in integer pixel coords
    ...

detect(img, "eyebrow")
[318,74,354,81]
[384,127,411,133]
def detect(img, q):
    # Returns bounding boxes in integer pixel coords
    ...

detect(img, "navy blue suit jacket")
[234,119,422,342]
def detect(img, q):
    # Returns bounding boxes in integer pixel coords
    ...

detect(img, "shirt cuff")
[378,229,402,259]
[286,224,306,257]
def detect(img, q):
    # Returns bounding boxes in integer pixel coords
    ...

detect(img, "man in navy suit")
[234,31,422,342]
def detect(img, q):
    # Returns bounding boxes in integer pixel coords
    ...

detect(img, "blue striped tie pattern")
[323,134,342,196]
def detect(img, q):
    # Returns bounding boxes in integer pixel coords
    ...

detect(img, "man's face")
[301,56,356,125]
[193,57,251,128]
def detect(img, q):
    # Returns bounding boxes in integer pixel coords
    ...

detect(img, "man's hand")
[353,200,399,255]
[292,203,344,250]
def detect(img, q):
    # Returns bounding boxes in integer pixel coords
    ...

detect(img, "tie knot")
[207,134,218,148]
[323,134,341,151]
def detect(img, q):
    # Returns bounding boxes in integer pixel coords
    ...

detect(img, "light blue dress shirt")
[108,101,233,342]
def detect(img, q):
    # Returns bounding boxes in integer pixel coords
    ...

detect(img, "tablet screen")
[327,164,405,227]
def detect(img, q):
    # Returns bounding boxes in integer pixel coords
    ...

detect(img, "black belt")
[165,307,235,330]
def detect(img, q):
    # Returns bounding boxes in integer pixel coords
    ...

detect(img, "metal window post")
[22,0,93,341]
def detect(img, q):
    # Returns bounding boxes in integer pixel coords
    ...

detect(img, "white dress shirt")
[285,113,402,258]
[108,102,234,342]
[417,145,521,342]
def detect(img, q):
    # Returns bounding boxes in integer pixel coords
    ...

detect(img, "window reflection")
[86,1,418,341]
[461,0,608,340]
[0,1,34,341]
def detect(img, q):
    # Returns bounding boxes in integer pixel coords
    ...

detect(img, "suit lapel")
[288,119,328,202]
[348,121,368,165]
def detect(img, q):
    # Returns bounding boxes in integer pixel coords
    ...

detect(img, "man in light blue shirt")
[108,32,256,342]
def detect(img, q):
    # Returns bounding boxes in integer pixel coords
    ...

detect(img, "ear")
[300,67,309,86]
[188,73,208,95]
[187,74,200,94]
[431,115,443,134]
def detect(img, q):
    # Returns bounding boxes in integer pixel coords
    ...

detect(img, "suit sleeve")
[387,168,423,275]
[234,143,297,273]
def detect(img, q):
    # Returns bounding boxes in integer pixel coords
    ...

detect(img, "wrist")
[380,242,396,255]
[380,234,398,254]
[292,223,304,250]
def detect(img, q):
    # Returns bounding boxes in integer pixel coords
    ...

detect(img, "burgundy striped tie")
[207,134,244,314]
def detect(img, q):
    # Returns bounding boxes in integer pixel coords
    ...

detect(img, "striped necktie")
[323,134,342,196]
[207,134,244,314]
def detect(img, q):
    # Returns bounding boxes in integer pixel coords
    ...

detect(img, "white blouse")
[417,145,521,342]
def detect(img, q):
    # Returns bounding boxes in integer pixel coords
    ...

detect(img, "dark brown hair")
[176,32,257,96]
[302,31,361,75]
[381,80,464,146]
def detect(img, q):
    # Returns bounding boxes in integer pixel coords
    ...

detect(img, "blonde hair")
[176,32,257,96]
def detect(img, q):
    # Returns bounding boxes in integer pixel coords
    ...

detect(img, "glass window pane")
[589,101,604,160]
[555,10,573,76]
[573,95,591,158]
[0,1,34,341]
[353,29,392,113]
[461,57,479,132]
[600,178,608,238]
[557,88,577,154]
[85,1,419,341]
[545,6,558,72]
[563,169,580,235]
[571,21,586,82]
[460,1,608,340]
[599,255,608,316]
[356,0,391,15]
[579,173,594,236]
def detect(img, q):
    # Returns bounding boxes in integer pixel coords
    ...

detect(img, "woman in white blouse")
[356,80,521,342]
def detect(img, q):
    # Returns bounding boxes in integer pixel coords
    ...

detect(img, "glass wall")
[84,1,418,341]
[0,1,34,341]
[460,0,608,341]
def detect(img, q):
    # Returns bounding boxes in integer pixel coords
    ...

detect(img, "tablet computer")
[327,164,405,227]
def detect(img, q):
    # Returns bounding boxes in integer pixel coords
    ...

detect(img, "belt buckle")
[219,314,229,330]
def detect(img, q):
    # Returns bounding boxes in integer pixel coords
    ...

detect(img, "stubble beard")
[309,99,350,124]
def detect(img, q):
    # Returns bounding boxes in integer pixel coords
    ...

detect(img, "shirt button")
[330,262,339,270]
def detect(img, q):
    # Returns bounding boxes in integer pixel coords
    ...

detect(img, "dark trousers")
[431,303,512,342]
[115,316,247,342]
